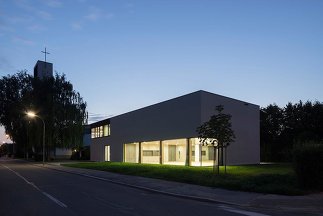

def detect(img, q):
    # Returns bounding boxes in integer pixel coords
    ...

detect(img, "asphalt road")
[0,159,315,216]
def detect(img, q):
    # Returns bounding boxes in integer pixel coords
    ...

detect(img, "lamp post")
[27,111,45,166]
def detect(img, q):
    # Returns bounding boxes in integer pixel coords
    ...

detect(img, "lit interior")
[105,145,110,161]
[124,142,139,163]
[163,139,187,165]
[124,138,217,166]
[91,124,110,138]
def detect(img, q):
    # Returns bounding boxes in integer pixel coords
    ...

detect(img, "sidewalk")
[37,162,323,215]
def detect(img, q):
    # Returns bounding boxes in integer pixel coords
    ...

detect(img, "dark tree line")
[261,101,323,162]
[0,71,87,159]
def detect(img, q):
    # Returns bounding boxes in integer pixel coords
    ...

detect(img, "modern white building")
[91,90,260,166]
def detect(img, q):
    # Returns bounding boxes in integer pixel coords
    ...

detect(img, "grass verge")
[63,162,304,195]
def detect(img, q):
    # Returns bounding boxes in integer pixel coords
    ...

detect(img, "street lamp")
[27,111,45,166]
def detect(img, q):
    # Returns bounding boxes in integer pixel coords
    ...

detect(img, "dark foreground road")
[0,159,315,216]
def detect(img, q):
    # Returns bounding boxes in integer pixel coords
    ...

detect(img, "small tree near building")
[197,105,235,174]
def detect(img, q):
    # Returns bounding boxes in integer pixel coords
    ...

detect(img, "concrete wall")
[91,90,260,165]
[91,92,202,162]
[90,137,106,162]
[200,91,260,165]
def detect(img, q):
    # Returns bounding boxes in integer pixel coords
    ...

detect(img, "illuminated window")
[190,138,217,166]
[123,138,216,166]
[141,141,160,164]
[95,127,98,137]
[124,143,139,163]
[162,139,187,165]
[104,124,110,136]
[91,128,95,138]
[91,124,111,139]
[143,150,160,156]
[99,126,103,137]
[143,150,153,156]
[105,145,110,161]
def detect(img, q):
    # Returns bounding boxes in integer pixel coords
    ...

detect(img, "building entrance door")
[168,145,176,161]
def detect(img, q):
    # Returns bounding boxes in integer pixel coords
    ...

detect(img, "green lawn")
[63,162,303,195]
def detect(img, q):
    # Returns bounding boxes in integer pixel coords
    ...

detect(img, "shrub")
[293,144,323,190]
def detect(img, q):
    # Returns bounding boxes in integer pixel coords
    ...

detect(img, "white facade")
[91,90,260,165]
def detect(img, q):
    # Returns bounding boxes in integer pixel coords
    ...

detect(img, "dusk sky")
[1,0,323,143]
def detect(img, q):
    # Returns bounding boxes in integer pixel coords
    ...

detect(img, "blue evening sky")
[1,0,323,143]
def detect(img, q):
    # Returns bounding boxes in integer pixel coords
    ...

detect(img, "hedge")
[293,144,323,190]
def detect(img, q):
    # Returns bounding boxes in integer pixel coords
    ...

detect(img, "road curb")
[36,164,245,207]
[12,160,323,215]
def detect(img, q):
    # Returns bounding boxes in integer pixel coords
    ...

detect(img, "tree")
[196,105,235,174]
[31,74,87,158]
[260,101,323,162]
[0,71,87,160]
[0,71,33,157]
[260,104,283,161]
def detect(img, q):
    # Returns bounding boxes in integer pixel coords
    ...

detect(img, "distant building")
[52,148,72,160]
[90,90,260,166]
[83,125,91,147]
[34,60,53,79]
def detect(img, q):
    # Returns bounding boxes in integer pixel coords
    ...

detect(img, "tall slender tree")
[197,105,235,174]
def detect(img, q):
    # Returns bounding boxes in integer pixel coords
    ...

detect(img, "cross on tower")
[41,47,50,62]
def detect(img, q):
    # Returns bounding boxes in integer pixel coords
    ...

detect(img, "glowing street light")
[26,111,45,166]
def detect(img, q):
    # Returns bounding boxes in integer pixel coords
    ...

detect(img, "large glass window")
[141,141,160,164]
[162,139,187,165]
[104,124,110,136]
[190,138,217,166]
[99,126,103,137]
[124,143,139,163]
[91,128,95,138]
[105,145,110,161]
[123,138,216,166]
[91,124,111,138]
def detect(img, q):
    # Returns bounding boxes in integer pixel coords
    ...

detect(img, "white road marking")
[81,173,106,181]
[219,205,270,216]
[43,192,67,208]
[2,164,67,208]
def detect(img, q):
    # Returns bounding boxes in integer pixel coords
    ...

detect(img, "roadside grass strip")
[63,162,304,195]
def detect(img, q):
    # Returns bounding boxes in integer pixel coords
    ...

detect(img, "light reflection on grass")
[63,162,302,195]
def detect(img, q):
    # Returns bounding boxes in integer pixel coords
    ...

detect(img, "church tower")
[34,47,53,79]
[34,60,53,79]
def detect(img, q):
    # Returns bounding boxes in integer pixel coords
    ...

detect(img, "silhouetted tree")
[260,104,283,161]
[0,71,87,160]
[197,105,235,174]
[0,71,33,157]
[260,101,323,162]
